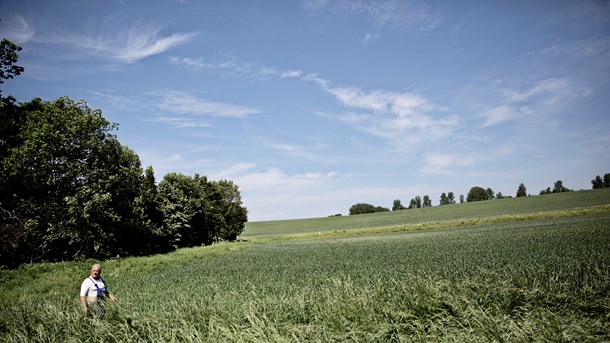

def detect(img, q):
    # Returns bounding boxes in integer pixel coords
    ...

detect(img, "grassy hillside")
[1,189,609,342]
[243,188,610,238]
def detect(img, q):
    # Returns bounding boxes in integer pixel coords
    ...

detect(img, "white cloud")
[421,153,477,175]
[480,77,590,128]
[170,55,279,80]
[2,15,36,44]
[281,70,304,78]
[155,90,261,118]
[322,85,456,150]
[301,0,441,32]
[39,21,197,64]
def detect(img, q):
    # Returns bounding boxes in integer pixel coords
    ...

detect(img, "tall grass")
[1,190,609,342]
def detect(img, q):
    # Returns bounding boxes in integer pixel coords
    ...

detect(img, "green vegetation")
[0,40,247,265]
[1,189,609,342]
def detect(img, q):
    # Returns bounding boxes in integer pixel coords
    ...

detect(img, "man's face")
[91,266,101,279]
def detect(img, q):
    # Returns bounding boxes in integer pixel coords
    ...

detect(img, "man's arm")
[80,295,88,312]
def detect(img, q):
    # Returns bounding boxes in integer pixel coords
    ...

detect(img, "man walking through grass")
[80,263,118,318]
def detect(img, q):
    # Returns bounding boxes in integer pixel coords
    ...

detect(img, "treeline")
[0,40,247,266]
[350,176,607,215]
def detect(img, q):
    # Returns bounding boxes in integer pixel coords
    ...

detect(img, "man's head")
[91,264,102,279]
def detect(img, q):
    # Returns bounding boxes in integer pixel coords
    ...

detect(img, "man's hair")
[92,264,102,270]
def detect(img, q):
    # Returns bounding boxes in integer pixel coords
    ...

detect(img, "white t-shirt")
[80,277,107,302]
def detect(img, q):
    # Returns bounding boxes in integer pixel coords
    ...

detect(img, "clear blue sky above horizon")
[2,0,609,221]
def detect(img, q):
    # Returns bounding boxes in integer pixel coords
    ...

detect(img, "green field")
[1,189,609,342]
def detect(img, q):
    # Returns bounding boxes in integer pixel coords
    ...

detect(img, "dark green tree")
[349,203,388,215]
[392,199,405,211]
[212,179,248,241]
[467,186,488,202]
[552,180,571,193]
[592,175,604,189]
[486,188,495,200]
[517,183,527,197]
[0,38,24,96]
[439,192,448,205]
[1,97,146,263]
[422,195,432,207]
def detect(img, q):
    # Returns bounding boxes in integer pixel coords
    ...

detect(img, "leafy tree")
[467,186,488,202]
[212,179,248,241]
[1,97,146,262]
[408,196,422,209]
[349,203,388,215]
[392,199,405,211]
[0,38,24,96]
[486,188,495,200]
[592,175,604,189]
[422,195,432,207]
[439,193,448,205]
[592,174,610,189]
[159,173,217,247]
[516,183,527,197]
[552,180,571,193]
[459,194,465,203]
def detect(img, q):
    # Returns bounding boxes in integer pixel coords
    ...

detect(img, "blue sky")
[2,0,609,221]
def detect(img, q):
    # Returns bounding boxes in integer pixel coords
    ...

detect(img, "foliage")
[439,192,456,205]
[422,195,432,207]
[349,203,389,215]
[540,179,573,195]
[467,186,489,202]
[0,98,247,265]
[392,199,405,211]
[591,173,610,189]
[516,183,527,197]
[0,38,24,96]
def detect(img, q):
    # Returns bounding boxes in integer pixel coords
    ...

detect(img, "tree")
[467,186,488,202]
[486,188,495,200]
[439,192,448,205]
[422,195,432,207]
[552,180,571,193]
[392,199,405,211]
[516,183,527,197]
[0,38,25,96]
[592,175,604,189]
[349,203,388,215]
[592,174,610,189]
[447,192,456,204]
[459,194,465,203]
[212,179,248,241]
[408,196,422,209]
[1,97,147,262]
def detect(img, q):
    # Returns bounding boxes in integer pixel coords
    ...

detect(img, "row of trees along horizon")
[348,174,610,216]
[0,38,248,266]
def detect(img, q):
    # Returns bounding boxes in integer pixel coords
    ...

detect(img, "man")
[80,263,118,317]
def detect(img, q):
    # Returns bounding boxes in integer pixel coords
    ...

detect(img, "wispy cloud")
[155,90,262,118]
[82,22,197,63]
[169,56,278,80]
[321,85,457,150]
[2,15,36,44]
[421,153,477,175]
[301,0,441,32]
[480,77,589,128]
